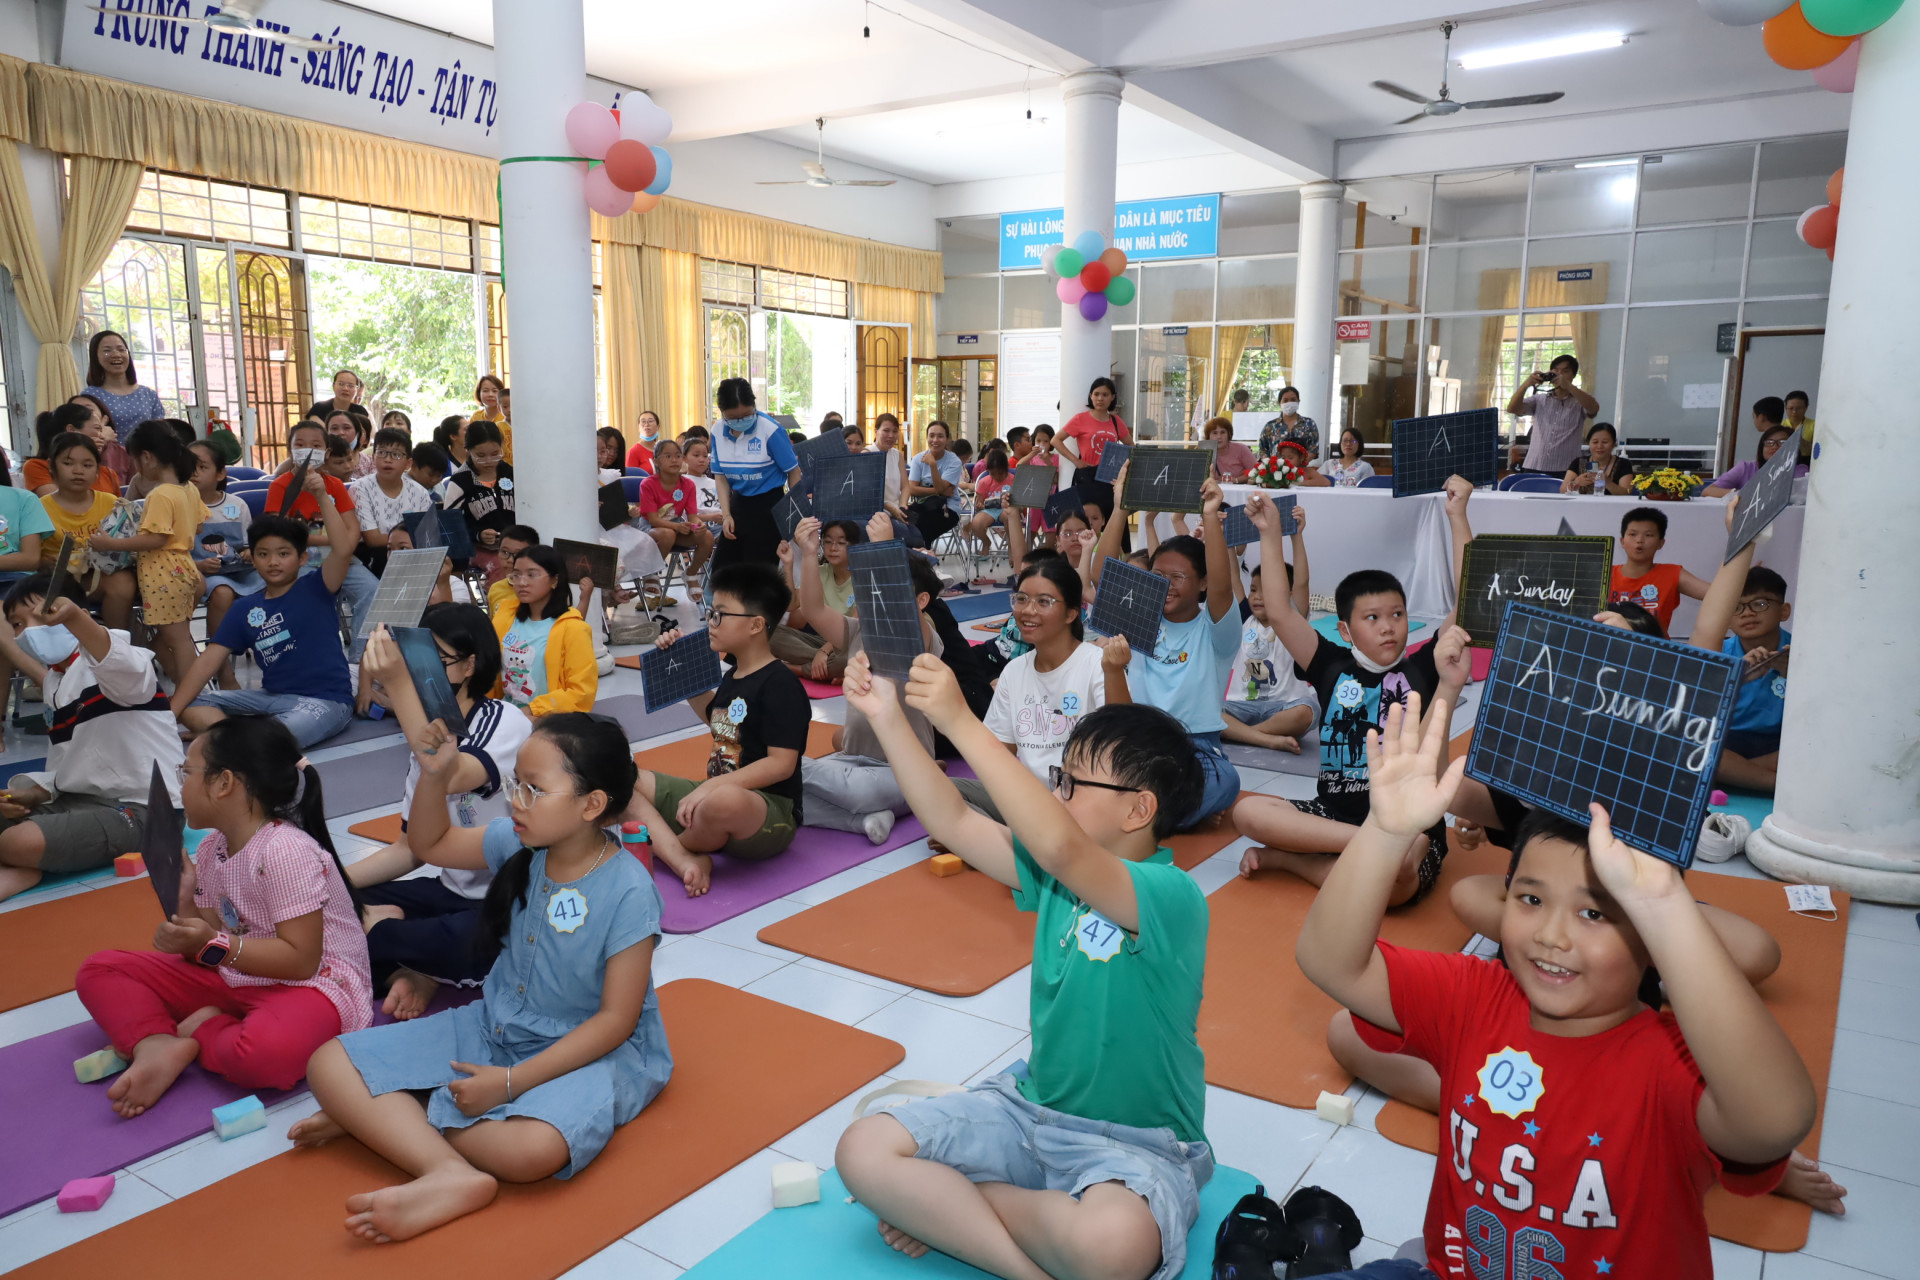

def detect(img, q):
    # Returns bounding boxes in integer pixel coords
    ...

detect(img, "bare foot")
[289,1110,349,1147]
[1778,1151,1847,1216]
[1239,845,1285,878]
[176,1005,222,1038]
[344,1166,498,1243]
[107,1033,200,1117]
[361,903,405,932]
[1256,732,1302,754]
[382,968,440,1021]
[654,841,711,898]
[877,1220,931,1259]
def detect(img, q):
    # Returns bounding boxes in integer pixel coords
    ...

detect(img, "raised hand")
[866,510,894,545]
[1584,803,1686,914]
[1245,491,1279,533]
[794,516,822,555]
[840,650,902,726]
[410,718,462,779]
[1097,632,1131,670]
[1433,623,1473,688]
[900,652,970,731]
[1200,476,1224,517]
[1362,693,1466,838]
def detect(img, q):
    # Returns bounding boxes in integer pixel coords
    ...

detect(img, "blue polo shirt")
[1723,626,1789,735]
[711,411,799,497]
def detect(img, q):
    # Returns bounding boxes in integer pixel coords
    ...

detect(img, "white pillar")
[1744,3,1920,904]
[1294,181,1343,462]
[491,0,598,547]
[1059,69,1123,427]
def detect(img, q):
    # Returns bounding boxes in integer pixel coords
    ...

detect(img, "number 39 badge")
[547,887,588,934]
[1476,1046,1546,1118]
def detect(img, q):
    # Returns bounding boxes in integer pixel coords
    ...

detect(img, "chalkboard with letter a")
[1456,534,1614,648]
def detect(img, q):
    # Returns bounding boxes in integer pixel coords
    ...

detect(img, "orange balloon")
[1826,167,1844,205]
[630,191,661,214]
[1802,203,1839,250]
[1098,247,1128,277]
[1763,5,1854,69]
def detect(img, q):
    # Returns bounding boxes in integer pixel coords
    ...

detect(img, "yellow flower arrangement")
[1632,467,1703,500]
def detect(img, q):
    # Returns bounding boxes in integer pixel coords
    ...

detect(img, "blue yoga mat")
[1711,788,1773,827]
[682,1165,1257,1280]
[944,590,1012,622]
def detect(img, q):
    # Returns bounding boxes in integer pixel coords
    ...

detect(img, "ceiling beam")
[1125,68,1333,183]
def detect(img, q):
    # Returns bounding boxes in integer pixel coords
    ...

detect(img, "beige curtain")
[0,53,27,142]
[602,243,645,437]
[40,156,145,409]
[1213,326,1252,416]
[0,139,62,410]
[598,198,943,294]
[638,246,703,432]
[855,283,935,359]
[1475,265,1609,401]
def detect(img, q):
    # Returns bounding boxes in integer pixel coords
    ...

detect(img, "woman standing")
[82,332,165,444]
[472,375,511,464]
[1057,378,1131,527]
[1312,427,1375,487]
[1258,386,1320,463]
[1203,417,1256,482]
[1562,422,1633,495]
[707,378,800,575]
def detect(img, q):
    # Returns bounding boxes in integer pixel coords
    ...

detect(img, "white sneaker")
[861,810,896,846]
[1695,812,1750,864]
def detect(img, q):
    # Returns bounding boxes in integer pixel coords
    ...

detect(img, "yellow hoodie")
[490,599,597,717]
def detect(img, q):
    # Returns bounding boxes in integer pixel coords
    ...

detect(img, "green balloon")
[1802,0,1903,36]
[1055,248,1085,278]
[1106,275,1136,307]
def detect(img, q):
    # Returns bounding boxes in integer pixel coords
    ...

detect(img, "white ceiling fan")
[1372,22,1565,126]
[83,0,342,52]
[757,119,896,188]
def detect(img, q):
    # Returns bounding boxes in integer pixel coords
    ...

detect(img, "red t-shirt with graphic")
[1353,942,1783,1280]
[1060,411,1129,468]
[1609,562,1682,633]
[639,475,696,522]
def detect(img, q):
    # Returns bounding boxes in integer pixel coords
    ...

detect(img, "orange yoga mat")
[756,805,1250,997]
[1371,871,1848,1253]
[1198,842,1510,1109]
[15,979,903,1280]
[0,880,162,1013]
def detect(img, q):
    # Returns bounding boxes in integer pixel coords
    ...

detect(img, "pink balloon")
[585,164,636,217]
[565,102,620,160]
[1078,291,1108,322]
[1811,38,1860,92]
[1056,276,1088,304]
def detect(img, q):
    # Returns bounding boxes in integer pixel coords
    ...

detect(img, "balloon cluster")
[1697,0,1906,92]
[563,93,676,218]
[1796,166,1844,259]
[1042,231,1136,322]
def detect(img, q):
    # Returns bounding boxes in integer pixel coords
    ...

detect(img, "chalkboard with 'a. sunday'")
[1456,534,1614,648]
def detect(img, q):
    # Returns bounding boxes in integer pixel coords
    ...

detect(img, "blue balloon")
[644,147,673,195]
[1072,230,1106,263]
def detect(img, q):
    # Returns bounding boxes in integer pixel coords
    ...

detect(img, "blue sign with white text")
[999,195,1220,270]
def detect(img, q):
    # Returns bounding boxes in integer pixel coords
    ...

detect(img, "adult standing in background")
[1057,377,1131,528]
[82,331,165,445]
[472,374,511,464]
[626,409,664,471]
[1257,385,1319,463]
[1784,389,1814,461]
[1505,354,1598,474]
[708,377,801,575]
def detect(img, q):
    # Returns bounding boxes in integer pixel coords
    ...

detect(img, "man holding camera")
[1504,353,1600,474]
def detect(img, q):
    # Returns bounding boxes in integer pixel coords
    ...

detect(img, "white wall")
[668,134,935,250]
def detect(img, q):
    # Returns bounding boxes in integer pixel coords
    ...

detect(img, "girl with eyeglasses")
[349,605,533,1019]
[490,545,597,716]
[296,712,668,1242]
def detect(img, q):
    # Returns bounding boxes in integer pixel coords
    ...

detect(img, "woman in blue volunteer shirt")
[707,378,801,575]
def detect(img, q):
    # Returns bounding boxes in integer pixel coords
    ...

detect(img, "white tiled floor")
[3,600,1917,1278]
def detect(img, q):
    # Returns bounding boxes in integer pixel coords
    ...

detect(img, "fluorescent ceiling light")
[1457,32,1628,70]
[1574,158,1636,169]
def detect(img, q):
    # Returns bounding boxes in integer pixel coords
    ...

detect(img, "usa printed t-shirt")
[704,659,809,820]
[212,572,353,705]
[1354,943,1784,1280]
[1608,563,1682,633]
[1304,632,1439,824]
[711,412,799,497]
[1724,626,1790,735]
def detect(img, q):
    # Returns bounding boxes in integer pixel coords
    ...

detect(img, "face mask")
[291,447,325,468]
[19,623,80,667]
[1281,401,1300,417]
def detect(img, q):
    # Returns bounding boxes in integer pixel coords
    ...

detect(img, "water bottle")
[620,821,653,872]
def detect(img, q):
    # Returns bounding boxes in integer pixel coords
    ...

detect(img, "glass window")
[1431,168,1529,242]
[1530,160,1637,236]
[940,276,998,334]
[1756,134,1848,217]
[1514,309,1622,424]
[1134,326,1211,440]
[760,268,848,318]
[1425,313,1520,423]
[1523,235,1628,308]
[700,260,755,306]
[1341,178,1432,249]
[1343,317,1420,448]
[1425,240,1522,314]
[1140,261,1215,325]
[1216,256,1295,322]
[1001,273,1060,329]
[1339,247,1421,316]
[77,238,196,418]
[125,170,292,248]
[297,197,472,270]
[939,216,1001,274]
[1219,323,1292,416]
[1621,303,1739,448]
[763,311,852,424]
[1637,147,1754,226]
[1110,326,1137,427]
[1746,219,1832,298]
[1742,298,1828,327]
[1220,190,1299,255]
[479,224,501,276]
[1631,225,1747,303]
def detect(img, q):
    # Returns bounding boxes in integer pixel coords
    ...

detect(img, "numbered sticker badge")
[1072,907,1125,963]
[727,697,748,725]
[546,887,589,935]
[1476,1047,1546,1118]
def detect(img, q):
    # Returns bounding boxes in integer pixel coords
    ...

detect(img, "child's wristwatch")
[196,931,233,968]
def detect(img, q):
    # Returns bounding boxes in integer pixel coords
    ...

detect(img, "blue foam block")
[211,1094,266,1140]
[681,1165,1258,1280]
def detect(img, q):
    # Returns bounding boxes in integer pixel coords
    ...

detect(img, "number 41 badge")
[1072,907,1124,962]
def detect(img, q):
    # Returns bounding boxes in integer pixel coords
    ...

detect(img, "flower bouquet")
[1632,467,1703,501]
[1247,451,1305,490]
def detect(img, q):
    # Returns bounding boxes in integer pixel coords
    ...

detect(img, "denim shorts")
[885,1062,1214,1280]
[191,688,355,749]
[1223,695,1314,726]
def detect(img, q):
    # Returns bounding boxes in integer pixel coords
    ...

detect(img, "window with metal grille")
[122,169,292,248]
[299,197,473,270]
[759,268,848,318]
[701,260,756,307]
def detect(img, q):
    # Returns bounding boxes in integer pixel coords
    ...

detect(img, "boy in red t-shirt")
[1295,697,1814,1280]
[1608,506,1708,635]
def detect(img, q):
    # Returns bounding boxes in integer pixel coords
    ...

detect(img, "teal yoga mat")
[1311,615,1429,646]
[1711,789,1773,827]
[682,1165,1258,1280]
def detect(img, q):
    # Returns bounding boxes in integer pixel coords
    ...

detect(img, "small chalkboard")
[1465,602,1742,868]
[1043,488,1084,529]
[1095,442,1131,484]
[1221,505,1259,549]
[770,414,803,435]
[1724,434,1799,563]
[848,541,925,680]
[814,451,887,523]
[1009,464,1055,509]
[402,506,473,561]
[1088,556,1168,654]
[774,490,814,543]
[392,624,468,738]
[41,535,77,616]
[1391,408,1499,497]
[641,630,724,714]
[793,429,851,497]
[277,457,310,516]
[1121,445,1211,514]
[554,538,617,587]
[140,763,185,919]
[1456,534,1615,648]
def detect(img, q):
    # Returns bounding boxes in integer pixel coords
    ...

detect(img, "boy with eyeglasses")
[347,427,435,579]
[630,562,809,897]
[1703,565,1791,795]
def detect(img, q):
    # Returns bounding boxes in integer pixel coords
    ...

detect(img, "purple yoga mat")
[651,816,928,933]
[0,988,478,1218]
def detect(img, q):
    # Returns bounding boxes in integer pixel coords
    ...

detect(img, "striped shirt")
[19,629,184,808]
[710,412,799,497]
[400,697,533,901]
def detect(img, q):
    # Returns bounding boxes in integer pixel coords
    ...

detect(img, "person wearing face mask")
[0,579,186,901]
[625,410,664,472]
[265,421,381,645]
[1258,386,1319,465]
[706,377,802,576]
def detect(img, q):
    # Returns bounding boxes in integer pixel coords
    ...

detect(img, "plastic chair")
[1356,475,1395,489]
[226,466,266,481]
[621,476,643,503]
[624,467,651,479]
[237,488,270,520]
[1504,473,1564,493]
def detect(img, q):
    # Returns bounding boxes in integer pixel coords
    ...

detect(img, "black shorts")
[1289,798,1448,902]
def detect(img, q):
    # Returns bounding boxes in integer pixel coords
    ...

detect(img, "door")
[233,250,310,469]
[857,323,909,433]
[1727,327,1822,472]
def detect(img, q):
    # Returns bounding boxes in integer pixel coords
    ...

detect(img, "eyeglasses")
[1160,570,1195,585]
[705,607,754,623]
[175,763,211,785]
[508,570,548,585]
[1732,598,1783,616]
[505,776,578,808]
[374,450,410,462]
[1011,593,1062,611]
[1047,766,1141,802]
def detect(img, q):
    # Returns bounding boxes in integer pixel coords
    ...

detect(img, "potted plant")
[1632,467,1703,501]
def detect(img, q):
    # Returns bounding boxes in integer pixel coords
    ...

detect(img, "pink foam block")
[1710,790,1729,807]
[57,1174,115,1212]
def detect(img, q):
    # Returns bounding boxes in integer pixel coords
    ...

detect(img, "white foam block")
[1315,1090,1355,1126]
[771,1160,821,1208]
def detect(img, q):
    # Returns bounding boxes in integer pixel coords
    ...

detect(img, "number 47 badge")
[1072,907,1124,962]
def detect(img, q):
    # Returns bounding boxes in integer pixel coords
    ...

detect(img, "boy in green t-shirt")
[836,650,1211,1280]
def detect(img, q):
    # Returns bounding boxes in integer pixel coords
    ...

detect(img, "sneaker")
[1210,1183,1301,1280]
[860,810,896,845]
[1695,812,1750,864]
[1283,1186,1362,1278]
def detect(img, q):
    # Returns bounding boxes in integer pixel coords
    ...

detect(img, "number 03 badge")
[547,887,589,934]
[1476,1046,1545,1118]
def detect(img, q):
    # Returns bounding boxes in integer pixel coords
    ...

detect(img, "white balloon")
[1697,0,1793,25]
[618,92,673,146]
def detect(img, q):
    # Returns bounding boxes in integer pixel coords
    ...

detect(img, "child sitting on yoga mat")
[1232,482,1474,904]
[76,717,371,1117]
[837,655,1211,1280]
[637,562,810,898]
[1220,507,1317,755]
[1295,695,1815,1280]
[293,713,669,1243]
[348,605,531,1019]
